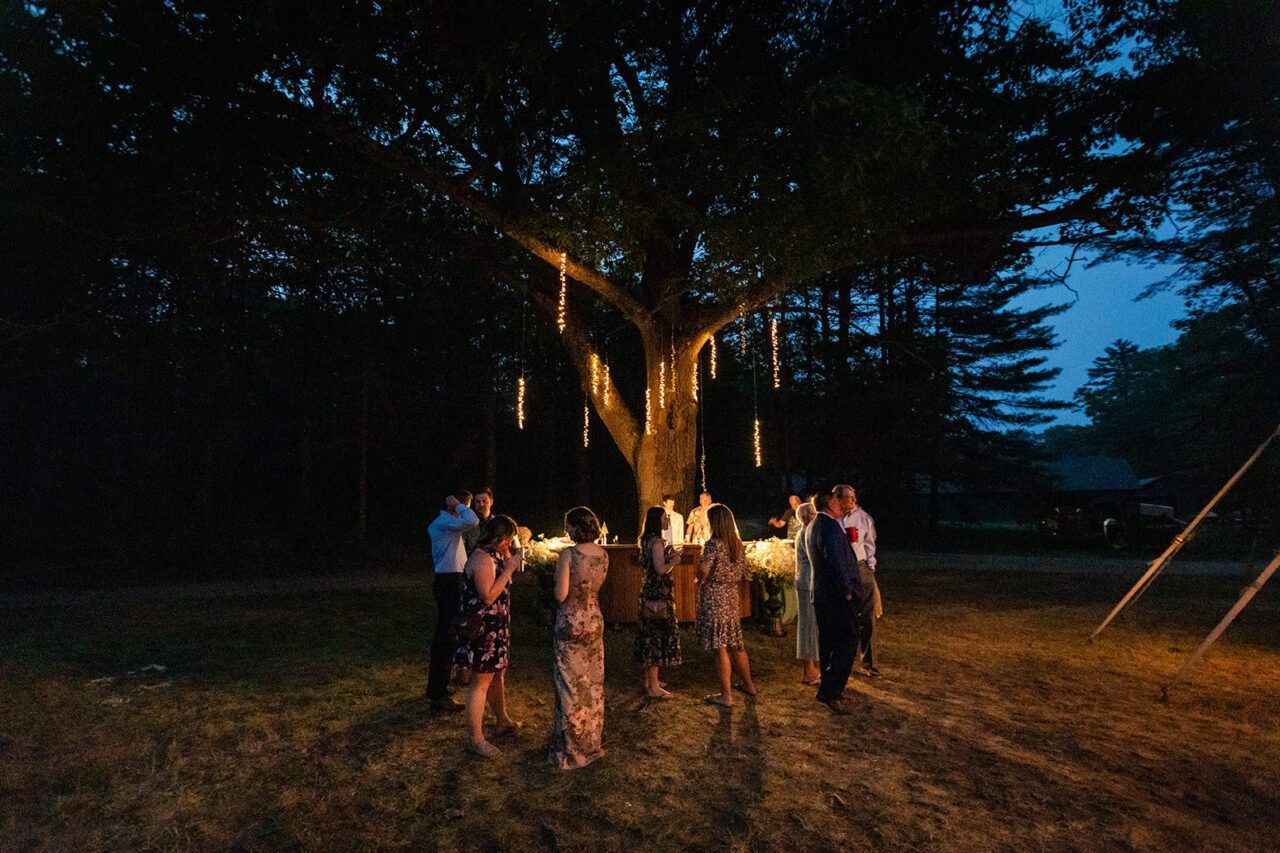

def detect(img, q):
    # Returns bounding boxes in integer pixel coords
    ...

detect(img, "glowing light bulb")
[658,360,666,409]
[516,376,526,430]
[709,336,718,379]
[583,403,589,448]
[590,353,599,397]
[692,358,698,398]
[556,252,567,335]
[644,387,652,435]
[602,365,612,406]
[753,417,762,467]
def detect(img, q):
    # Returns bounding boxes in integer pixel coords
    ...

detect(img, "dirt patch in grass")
[3,565,1280,850]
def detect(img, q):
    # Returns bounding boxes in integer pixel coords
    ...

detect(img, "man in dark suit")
[802,490,868,714]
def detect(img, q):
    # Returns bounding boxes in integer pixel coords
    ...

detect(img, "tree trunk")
[630,340,699,521]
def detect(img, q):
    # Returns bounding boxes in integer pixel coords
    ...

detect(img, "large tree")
[6,1,1159,511]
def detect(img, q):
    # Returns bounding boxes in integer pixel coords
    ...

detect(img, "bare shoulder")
[576,542,607,560]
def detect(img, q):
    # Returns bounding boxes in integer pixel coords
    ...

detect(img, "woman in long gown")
[635,505,682,698]
[696,503,757,707]
[548,506,609,770]
[793,501,820,684]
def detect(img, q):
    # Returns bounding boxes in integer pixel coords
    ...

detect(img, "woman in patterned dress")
[549,506,609,770]
[635,505,682,699]
[455,514,523,758]
[695,503,757,707]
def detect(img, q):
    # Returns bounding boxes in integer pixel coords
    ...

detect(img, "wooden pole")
[1160,548,1280,701]
[1089,424,1280,642]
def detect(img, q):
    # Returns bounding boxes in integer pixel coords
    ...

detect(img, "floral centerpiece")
[522,534,572,626]
[744,538,796,636]
[744,538,796,583]
[522,534,572,572]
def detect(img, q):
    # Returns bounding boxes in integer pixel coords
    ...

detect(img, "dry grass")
[3,561,1280,851]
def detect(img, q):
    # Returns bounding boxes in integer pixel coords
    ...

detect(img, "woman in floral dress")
[696,504,757,707]
[635,505,682,699]
[549,506,609,770]
[455,515,524,758]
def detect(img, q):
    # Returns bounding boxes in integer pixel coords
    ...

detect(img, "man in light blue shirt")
[426,490,478,713]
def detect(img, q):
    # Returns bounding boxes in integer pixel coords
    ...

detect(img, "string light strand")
[709,335,718,379]
[583,402,590,448]
[516,375,526,430]
[770,314,781,389]
[556,251,567,334]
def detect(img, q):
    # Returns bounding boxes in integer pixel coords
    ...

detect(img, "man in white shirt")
[835,484,882,677]
[426,490,478,713]
[662,494,685,547]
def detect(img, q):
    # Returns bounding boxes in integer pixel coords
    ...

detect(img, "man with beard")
[463,487,495,555]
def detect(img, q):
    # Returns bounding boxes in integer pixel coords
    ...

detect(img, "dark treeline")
[3,1,1278,582]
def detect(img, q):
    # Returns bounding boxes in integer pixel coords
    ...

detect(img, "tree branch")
[493,270,642,463]
[255,87,652,329]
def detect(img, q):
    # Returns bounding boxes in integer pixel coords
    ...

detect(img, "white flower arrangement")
[744,538,796,583]
[522,536,573,571]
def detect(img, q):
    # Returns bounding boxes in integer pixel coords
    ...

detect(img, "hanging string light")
[700,441,708,492]
[770,313,781,389]
[670,338,676,399]
[709,335,718,379]
[556,251,567,335]
[740,312,749,357]
[583,401,590,448]
[698,349,708,491]
[658,359,666,409]
[516,298,528,429]
[644,386,653,435]
[751,327,763,467]
[691,356,699,398]
[590,353,600,397]
[602,363,612,407]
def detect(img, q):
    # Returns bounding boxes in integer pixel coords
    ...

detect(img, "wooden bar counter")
[597,544,752,623]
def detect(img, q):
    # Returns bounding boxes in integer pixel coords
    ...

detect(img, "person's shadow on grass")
[701,698,765,838]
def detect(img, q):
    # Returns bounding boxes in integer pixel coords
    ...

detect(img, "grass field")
[3,558,1280,851]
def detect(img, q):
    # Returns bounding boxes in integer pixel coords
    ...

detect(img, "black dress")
[634,535,682,666]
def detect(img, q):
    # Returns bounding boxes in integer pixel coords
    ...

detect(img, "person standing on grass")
[835,484,882,677]
[455,515,524,757]
[803,490,866,715]
[426,490,478,714]
[463,487,496,555]
[696,503,757,707]
[549,506,609,769]
[793,500,821,685]
[636,505,682,699]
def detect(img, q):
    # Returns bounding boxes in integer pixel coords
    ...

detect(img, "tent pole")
[1088,423,1280,642]
[1160,548,1280,701]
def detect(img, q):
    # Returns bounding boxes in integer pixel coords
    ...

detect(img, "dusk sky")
[1022,248,1187,427]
